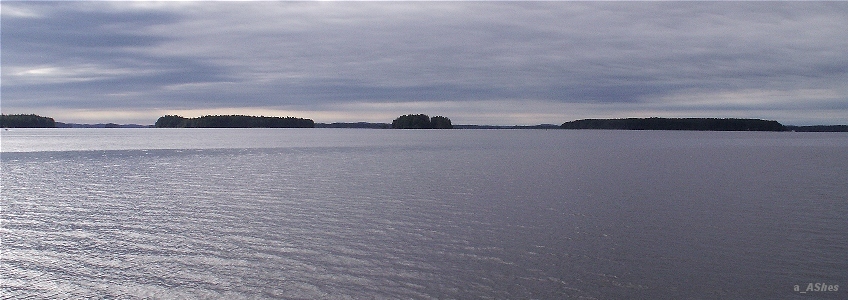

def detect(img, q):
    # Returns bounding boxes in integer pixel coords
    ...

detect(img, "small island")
[560,117,787,131]
[154,115,314,128]
[391,114,453,129]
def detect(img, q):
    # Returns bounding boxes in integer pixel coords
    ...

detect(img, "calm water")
[2,129,847,299]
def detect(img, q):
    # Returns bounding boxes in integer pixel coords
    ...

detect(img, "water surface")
[2,129,846,299]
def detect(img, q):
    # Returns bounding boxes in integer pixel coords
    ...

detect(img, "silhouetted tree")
[155,115,188,128]
[0,114,56,128]
[430,116,453,129]
[392,114,431,129]
[391,114,453,129]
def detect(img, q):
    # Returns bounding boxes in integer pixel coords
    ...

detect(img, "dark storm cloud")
[2,1,847,124]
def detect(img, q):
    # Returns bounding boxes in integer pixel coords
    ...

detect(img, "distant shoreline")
[560,117,848,132]
[560,117,786,131]
[3,114,847,132]
[22,123,848,132]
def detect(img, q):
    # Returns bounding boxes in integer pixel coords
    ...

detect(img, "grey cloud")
[2,3,175,55]
[2,1,847,124]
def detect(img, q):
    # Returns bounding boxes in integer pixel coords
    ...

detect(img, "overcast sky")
[2,1,847,125]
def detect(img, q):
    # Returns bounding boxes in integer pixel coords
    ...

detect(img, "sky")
[2,1,848,126]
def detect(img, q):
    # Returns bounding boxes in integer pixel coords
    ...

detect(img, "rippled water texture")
[2,129,847,299]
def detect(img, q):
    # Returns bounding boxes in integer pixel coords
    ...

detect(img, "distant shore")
[2,114,847,132]
[560,117,848,132]
[560,117,786,131]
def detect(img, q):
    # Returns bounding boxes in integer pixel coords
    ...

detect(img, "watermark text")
[794,283,839,294]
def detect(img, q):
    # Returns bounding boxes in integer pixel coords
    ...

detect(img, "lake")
[2,128,846,299]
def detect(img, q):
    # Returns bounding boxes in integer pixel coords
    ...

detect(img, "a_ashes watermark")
[794,282,839,294]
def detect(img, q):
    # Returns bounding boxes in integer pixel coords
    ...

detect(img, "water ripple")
[3,131,848,299]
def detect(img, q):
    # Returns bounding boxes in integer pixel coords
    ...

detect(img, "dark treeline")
[155,115,314,128]
[0,114,56,128]
[561,117,787,131]
[391,114,453,129]
[785,125,848,132]
[5,113,846,132]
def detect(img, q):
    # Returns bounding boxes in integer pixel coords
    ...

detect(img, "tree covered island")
[560,117,786,131]
[0,114,56,128]
[155,115,314,128]
[391,114,453,129]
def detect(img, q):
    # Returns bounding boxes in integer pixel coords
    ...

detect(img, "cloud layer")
[3,2,847,125]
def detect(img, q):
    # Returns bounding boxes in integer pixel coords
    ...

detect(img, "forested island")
[155,115,314,128]
[0,114,56,128]
[391,114,453,129]
[560,118,787,131]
